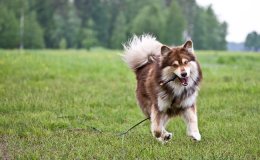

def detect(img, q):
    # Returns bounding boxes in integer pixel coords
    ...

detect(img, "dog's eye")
[184,61,189,65]
[173,64,178,68]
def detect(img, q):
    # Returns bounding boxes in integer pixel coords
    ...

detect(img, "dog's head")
[160,40,198,86]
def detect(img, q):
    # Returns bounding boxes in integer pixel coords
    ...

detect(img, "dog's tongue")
[180,77,188,86]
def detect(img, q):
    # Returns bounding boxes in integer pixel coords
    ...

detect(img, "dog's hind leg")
[182,105,201,141]
[150,105,172,143]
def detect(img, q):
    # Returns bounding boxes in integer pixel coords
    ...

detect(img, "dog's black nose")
[181,72,187,77]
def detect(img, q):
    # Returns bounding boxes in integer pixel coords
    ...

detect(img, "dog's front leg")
[150,105,172,143]
[182,105,201,141]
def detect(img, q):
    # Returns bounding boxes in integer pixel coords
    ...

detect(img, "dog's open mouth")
[179,77,188,86]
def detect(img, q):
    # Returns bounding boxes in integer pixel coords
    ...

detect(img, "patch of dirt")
[0,136,10,160]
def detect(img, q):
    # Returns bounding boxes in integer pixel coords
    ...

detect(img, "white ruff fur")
[180,92,198,108]
[158,92,171,112]
[122,34,162,70]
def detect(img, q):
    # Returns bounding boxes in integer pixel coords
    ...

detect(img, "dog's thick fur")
[123,34,202,142]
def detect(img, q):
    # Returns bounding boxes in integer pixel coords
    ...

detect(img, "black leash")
[118,117,150,136]
[59,116,150,136]
[60,75,177,136]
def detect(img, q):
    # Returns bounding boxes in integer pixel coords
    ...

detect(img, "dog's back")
[123,35,162,116]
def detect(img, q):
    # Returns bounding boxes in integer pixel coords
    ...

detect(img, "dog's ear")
[161,45,171,56]
[183,40,194,53]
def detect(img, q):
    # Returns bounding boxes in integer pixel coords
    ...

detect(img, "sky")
[196,0,260,43]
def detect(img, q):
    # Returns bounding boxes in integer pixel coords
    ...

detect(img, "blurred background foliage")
[0,0,228,50]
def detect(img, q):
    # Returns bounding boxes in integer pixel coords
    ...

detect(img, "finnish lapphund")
[123,34,202,143]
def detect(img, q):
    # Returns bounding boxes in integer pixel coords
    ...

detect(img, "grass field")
[0,49,259,159]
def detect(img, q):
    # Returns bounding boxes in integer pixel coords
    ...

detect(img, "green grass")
[0,49,259,159]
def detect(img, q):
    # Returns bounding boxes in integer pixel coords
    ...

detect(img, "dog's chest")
[157,90,197,112]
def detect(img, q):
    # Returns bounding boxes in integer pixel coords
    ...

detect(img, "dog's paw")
[188,132,201,141]
[163,132,173,141]
[156,132,173,144]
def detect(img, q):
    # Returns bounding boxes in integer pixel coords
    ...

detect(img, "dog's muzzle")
[178,77,188,86]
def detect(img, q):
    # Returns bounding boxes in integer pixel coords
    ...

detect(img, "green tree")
[59,38,67,49]
[33,0,56,48]
[51,12,65,48]
[65,3,81,48]
[204,6,227,50]
[164,1,186,45]
[192,6,227,50]
[0,6,19,48]
[192,7,208,49]
[80,19,98,50]
[245,31,260,51]
[217,22,228,50]
[110,12,127,49]
[205,6,219,49]
[131,4,165,39]
[176,0,197,38]
[24,12,45,48]
[51,1,81,48]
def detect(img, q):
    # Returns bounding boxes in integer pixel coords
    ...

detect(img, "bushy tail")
[122,34,162,71]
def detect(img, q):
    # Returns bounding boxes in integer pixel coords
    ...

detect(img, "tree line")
[0,0,227,50]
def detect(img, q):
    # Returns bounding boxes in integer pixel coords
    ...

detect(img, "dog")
[123,34,202,143]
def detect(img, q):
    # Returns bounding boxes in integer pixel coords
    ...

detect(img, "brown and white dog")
[123,34,202,143]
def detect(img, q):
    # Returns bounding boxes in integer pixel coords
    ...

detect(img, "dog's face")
[160,40,197,86]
